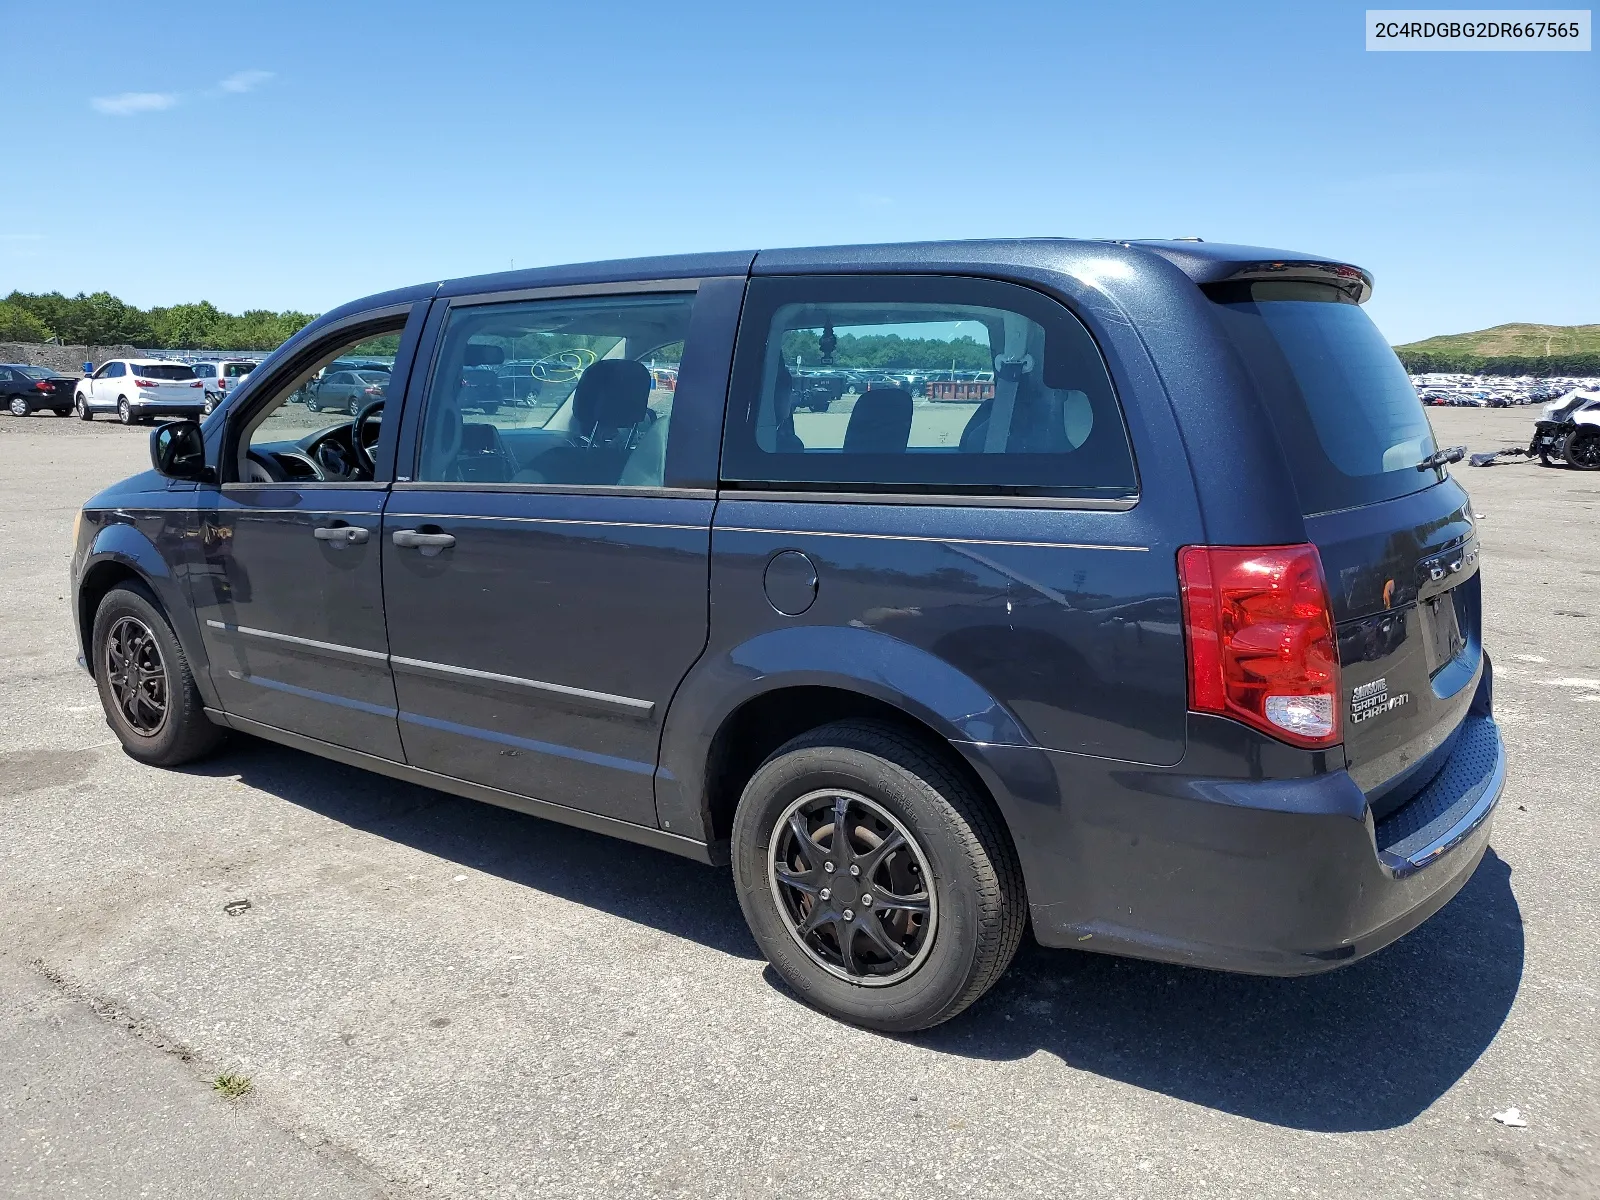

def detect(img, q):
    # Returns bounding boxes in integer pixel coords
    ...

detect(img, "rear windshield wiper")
[1416,445,1466,472]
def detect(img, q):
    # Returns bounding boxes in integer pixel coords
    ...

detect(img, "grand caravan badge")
[1351,677,1410,724]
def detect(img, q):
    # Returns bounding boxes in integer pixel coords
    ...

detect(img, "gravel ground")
[0,405,1595,1199]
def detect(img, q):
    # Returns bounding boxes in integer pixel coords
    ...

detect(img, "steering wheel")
[351,400,384,476]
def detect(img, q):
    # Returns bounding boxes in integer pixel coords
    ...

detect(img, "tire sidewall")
[8,396,27,416]
[118,398,132,424]
[732,741,990,1031]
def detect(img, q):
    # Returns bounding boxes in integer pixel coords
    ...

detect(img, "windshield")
[137,364,198,381]
[1209,282,1438,515]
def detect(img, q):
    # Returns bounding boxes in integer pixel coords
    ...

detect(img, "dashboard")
[250,415,381,483]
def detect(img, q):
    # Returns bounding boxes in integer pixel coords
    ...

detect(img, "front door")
[188,304,427,759]
[380,285,727,826]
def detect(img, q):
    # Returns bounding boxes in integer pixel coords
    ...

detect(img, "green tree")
[0,301,51,341]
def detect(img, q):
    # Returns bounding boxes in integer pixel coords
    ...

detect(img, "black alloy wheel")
[103,615,169,737]
[1565,428,1600,470]
[91,584,225,766]
[732,720,1026,1032]
[768,789,937,986]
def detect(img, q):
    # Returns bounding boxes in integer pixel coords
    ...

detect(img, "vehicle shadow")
[190,738,1521,1134]
[917,848,1523,1133]
[189,737,761,962]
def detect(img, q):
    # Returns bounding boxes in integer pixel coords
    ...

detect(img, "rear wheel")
[54,407,72,417]
[202,394,216,416]
[731,720,1025,1032]
[348,397,361,416]
[91,583,225,766]
[1564,428,1600,471]
[118,397,133,425]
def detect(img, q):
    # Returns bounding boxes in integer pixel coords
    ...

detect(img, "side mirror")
[150,420,212,482]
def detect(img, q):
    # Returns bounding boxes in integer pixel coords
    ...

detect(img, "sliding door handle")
[313,524,369,545]
[391,528,456,557]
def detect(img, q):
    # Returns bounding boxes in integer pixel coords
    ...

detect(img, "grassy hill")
[1396,323,1600,357]
[1394,324,1600,376]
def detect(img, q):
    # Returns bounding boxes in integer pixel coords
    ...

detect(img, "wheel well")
[77,562,146,673]
[703,686,997,844]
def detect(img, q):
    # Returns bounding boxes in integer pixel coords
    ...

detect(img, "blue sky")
[2,0,1594,344]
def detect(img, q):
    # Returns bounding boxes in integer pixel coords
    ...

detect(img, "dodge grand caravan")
[70,240,1506,1032]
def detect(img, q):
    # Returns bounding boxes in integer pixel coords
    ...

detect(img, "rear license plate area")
[1422,589,1465,675]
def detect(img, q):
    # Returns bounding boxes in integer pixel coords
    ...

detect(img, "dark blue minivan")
[70,240,1505,1031]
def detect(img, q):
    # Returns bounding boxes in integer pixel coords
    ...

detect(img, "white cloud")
[91,92,178,116]
[219,69,275,94]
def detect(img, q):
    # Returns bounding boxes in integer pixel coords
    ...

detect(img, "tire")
[306,396,321,413]
[7,395,28,417]
[54,407,72,417]
[76,392,93,420]
[91,582,225,767]
[1564,428,1600,471]
[481,402,499,415]
[202,395,216,416]
[731,720,1025,1032]
[118,397,133,425]
[348,397,361,416]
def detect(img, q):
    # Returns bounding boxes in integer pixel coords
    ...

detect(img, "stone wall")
[0,342,146,377]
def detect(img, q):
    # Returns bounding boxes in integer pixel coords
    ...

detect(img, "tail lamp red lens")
[1177,543,1342,748]
[34,380,51,391]
[134,378,157,388]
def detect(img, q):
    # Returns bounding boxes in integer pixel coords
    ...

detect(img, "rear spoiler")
[1119,240,1375,304]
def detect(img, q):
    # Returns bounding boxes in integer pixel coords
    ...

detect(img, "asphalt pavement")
[0,405,1595,1199]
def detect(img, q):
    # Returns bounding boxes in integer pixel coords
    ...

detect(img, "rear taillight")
[192,380,204,387]
[1177,543,1342,748]
[35,380,51,391]
[134,378,157,388]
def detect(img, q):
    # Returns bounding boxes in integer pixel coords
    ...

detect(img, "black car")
[70,239,1505,1032]
[2,364,77,416]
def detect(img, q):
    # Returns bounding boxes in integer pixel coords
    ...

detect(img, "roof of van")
[313,238,1376,333]
[432,238,1373,301]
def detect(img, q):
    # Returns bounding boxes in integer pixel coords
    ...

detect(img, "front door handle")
[313,524,370,545]
[392,528,456,557]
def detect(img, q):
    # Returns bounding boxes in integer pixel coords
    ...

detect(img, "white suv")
[190,359,257,414]
[74,360,208,424]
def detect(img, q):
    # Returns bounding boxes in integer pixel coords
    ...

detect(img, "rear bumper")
[1016,712,1505,975]
[130,398,207,415]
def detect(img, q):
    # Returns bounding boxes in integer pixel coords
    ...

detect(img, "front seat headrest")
[574,359,651,432]
[463,343,505,367]
[843,387,913,453]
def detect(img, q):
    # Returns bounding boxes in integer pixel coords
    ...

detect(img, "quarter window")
[722,276,1136,497]
[414,293,694,487]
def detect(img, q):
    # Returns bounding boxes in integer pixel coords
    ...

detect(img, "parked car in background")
[1,364,77,416]
[73,360,205,424]
[72,238,1505,1033]
[189,360,257,414]
[306,368,388,415]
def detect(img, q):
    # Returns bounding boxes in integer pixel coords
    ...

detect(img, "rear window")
[16,366,62,380]
[722,274,1137,499]
[223,363,255,377]
[1208,281,1437,515]
[137,364,198,381]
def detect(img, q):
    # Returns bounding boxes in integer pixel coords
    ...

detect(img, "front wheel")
[76,393,93,420]
[1564,428,1600,471]
[731,720,1026,1032]
[7,395,28,416]
[91,583,225,766]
